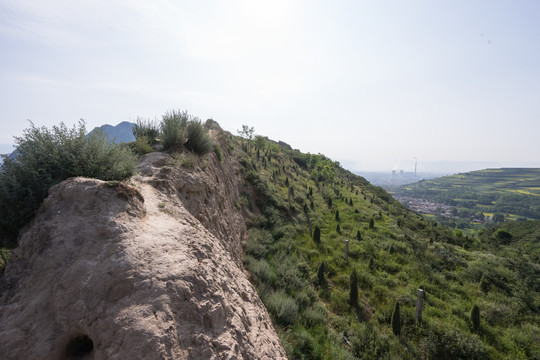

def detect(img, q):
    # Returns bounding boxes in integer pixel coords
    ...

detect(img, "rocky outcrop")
[0,137,286,359]
[138,130,247,268]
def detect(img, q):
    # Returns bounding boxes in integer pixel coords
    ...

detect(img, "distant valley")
[356,171,447,188]
[390,168,540,231]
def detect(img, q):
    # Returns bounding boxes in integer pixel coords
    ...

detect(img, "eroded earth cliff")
[0,133,286,359]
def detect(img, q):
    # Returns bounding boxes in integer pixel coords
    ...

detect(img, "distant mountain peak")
[88,121,135,143]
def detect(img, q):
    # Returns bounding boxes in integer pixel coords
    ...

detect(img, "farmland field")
[391,168,540,226]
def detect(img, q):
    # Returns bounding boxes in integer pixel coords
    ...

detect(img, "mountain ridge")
[1,120,538,359]
[87,121,136,143]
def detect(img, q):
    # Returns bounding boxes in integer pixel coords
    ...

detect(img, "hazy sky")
[1,0,539,172]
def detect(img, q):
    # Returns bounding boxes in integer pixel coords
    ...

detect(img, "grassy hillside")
[231,136,539,359]
[391,168,540,230]
[1,118,538,359]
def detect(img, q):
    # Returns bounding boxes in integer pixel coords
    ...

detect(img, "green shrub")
[493,229,513,244]
[506,323,540,360]
[482,302,513,327]
[304,302,327,327]
[329,289,350,314]
[351,323,390,360]
[77,129,136,180]
[160,109,188,150]
[358,271,374,290]
[289,328,321,360]
[273,253,307,291]
[0,248,11,275]
[0,122,137,247]
[245,228,273,259]
[252,259,275,285]
[132,117,159,144]
[213,144,224,162]
[244,237,267,259]
[268,291,299,326]
[295,287,315,309]
[420,321,488,360]
[185,119,213,155]
[131,135,153,155]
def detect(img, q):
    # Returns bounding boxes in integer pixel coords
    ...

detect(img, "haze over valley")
[1,1,540,173]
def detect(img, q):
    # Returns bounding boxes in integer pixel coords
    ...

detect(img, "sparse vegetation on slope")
[133,110,214,156]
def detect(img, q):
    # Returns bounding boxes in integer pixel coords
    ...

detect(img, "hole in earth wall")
[65,335,94,359]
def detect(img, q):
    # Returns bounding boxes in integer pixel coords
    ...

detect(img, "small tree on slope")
[392,301,401,336]
[349,268,359,308]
